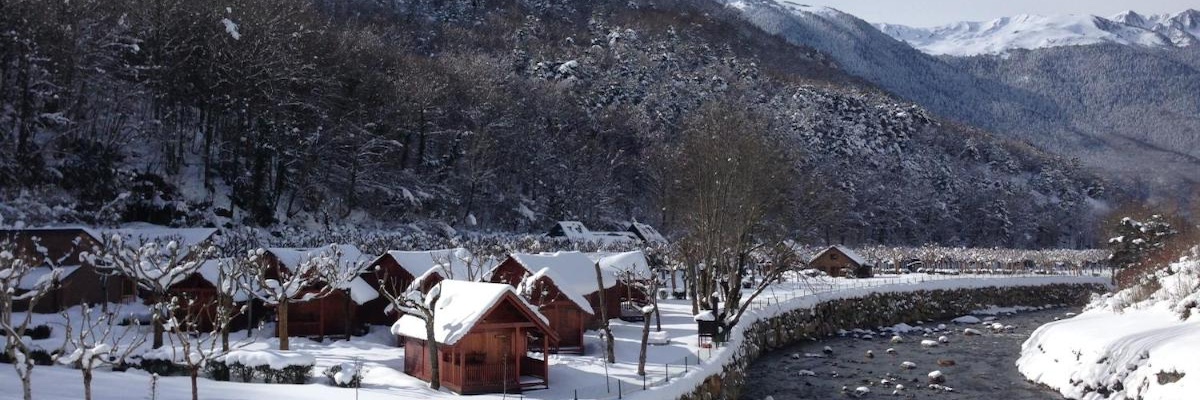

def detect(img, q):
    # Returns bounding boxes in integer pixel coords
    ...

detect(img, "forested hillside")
[0,0,1102,248]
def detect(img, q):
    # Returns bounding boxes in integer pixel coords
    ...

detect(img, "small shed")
[361,248,475,325]
[489,252,603,354]
[391,281,556,394]
[808,245,873,278]
[260,245,379,339]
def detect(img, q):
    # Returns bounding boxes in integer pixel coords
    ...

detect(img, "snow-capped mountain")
[875,10,1200,56]
[720,0,1200,196]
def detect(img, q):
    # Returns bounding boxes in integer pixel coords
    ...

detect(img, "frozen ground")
[744,307,1077,399]
[1,273,1108,400]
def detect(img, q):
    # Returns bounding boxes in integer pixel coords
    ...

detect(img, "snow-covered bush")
[323,363,363,388]
[223,350,315,384]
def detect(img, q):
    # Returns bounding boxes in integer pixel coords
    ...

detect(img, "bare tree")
[0,239,61,400]
[664,102,804,332]
[239,245,363,351]
[58,304,146,400]
[615,263,659,376]
[593,261,616,363]
[84,234,211,348]
[158,291,246,400]
[375,268,442,389]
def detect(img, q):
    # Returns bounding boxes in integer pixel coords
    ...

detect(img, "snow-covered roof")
[629,221,667,244]
[507,252,613,312]
[380,248,474,281]
[264,245,378,305]
[102,226,218,252]
[551,221,592,241]
[592,251,653,277]
[390,280,549,345]
[589,231,640,245]
[17,265,81,290]
[548,221,640,245]
[809,245,869,266]
[191,259,253,302]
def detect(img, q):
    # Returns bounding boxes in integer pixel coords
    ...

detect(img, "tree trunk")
[21,373,31,400]
[343,293,354,338]
[593,263,615,363]
[278,299,290,351]
[637,310,651,376]
[152,318,164,349]
[83,369,93,400]
[426,319,440,390]
[190,367,199,400]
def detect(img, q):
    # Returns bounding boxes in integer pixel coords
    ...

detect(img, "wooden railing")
[464,363,516,386]
[520,356,547,379]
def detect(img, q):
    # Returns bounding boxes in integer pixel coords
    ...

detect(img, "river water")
[742,307,1074,399]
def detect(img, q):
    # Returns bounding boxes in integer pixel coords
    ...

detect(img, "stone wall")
[677,283,1106,400]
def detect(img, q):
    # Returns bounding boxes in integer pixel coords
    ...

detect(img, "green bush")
[254,364,312,384]
[138,358,186,376]
[205,360,231,381]
[229,362,256,382]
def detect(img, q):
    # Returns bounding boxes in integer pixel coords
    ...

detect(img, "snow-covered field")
[2,273,1107,400]
[1018,257,1200,399]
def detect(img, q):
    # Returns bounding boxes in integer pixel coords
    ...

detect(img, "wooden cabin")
[360,248,474,325]
[591,250,654,309]
[488,252,601,354]
[260,245,378,339]
[808,245,873,278]
[2,228,126,312]
[2,226,219,313]
[392,281,556,394]
[164,258,265,332]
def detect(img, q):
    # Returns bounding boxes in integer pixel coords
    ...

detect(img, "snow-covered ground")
[1018,256,1199,399]
[2,273,1107,400]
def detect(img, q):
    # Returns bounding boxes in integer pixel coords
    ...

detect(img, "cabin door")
[488,332,516,386]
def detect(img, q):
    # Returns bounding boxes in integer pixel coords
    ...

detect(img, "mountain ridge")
[874,9,1200,56]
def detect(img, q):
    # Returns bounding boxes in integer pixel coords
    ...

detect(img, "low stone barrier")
[676,282,1106,400]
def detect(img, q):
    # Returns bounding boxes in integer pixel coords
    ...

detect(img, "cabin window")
[830,253,839,260]
[466,352,486,365]
[442,352,450,363]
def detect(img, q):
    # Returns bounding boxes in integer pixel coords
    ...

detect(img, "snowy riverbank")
[1018,257,1200,399]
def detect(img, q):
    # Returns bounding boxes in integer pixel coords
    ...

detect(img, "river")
[742,307,1074,399]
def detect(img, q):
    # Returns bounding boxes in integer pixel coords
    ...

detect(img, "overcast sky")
[792,0,1196,27]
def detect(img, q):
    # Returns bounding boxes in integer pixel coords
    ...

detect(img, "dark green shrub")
[229,362,256,382]
[205,360,231,381]
[27,325,52,340]
[138,358,186,376]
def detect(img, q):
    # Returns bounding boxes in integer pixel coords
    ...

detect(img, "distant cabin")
[259,245,379,339]
[361,248,475,325]
[808,245,873,278]
[165,258,261,332]
[488,252,602,354]
[627,221,668,245]
[0,226,218,312]
[392,281,555,394]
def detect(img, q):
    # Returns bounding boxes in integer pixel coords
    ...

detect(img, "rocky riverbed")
[742,307,1076,399]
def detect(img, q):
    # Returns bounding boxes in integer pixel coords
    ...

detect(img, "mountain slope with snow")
[876,10,1200,56]
[721,0,1200,195]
